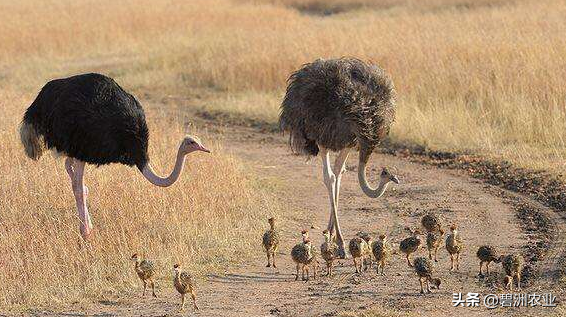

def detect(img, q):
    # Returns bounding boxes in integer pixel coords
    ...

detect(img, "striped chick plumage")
[321,231,340,276]
[400,232,422,267]
[445,226,463,271]
[173,265,198,311]
[349,236,368,273]
[413,257,441,294]
[476,245,500,276]
[292,240,316,281]
[131,254,157,298]
[421,213,442,232]
[502,254,524,290]
[262,218,280,268]
[372,236,391,275]
[426,229,444,262]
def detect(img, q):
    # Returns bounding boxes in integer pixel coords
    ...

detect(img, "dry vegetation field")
[0,0,564,311]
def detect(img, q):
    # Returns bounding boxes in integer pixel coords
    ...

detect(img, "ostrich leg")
[320,148,346,258]
[327,149,350,233]
[68,159,93,239]
[65,157,75,181]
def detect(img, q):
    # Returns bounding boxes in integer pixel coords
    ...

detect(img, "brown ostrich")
[279,58,400,257]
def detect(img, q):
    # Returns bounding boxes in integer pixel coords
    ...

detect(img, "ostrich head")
[358,144,400,198]
[268,217,276,228]
[379,234,387,242]
[301,229,309,241]
[322,229,331,241]
[181,135,210,154]
[130,253,140,262]
[380,168,400,184]
[173,263,182,275]
[431,278,441,289]
[357,231,372,243]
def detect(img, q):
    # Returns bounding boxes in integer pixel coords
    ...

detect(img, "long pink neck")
[141,144,186,187]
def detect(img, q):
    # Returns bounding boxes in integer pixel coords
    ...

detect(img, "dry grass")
[0,0,565,309]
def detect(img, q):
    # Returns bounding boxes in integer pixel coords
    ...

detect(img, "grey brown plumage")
[320,230,340,276]
[421,214,442,233]
[279,57,398,260]
[400,229,422,267]
[292,238,316,281]
[262,217,280,268]
[476,245,501,276]
[130,254,157,298]
[173,264,198,311]
[445,225,463,271]
[501,254,524,291]
[279,58,396,157]
[349,236,368,273]
[426,229,444,262]
[372,234,391,275]
[413,257,441,294]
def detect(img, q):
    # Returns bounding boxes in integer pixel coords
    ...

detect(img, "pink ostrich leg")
[66,158,92,239]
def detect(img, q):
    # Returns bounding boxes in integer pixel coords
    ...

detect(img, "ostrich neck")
[141,144,186,187]
[358,161,389,198]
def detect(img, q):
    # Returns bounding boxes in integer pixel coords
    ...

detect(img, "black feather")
[22,73,150,170]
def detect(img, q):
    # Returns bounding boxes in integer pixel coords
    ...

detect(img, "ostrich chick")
[372,234,392,275]
[173,264,198,311]
[445,224,463,271]
[359,232,374,270]
[501,254,524,291]
[476,245,501,276]
[426,228,445,262]
[349,235,369,273]
[421,213,442,233]
[413,257,441,294]
[130,253,157,297]
[320,230,340,276]
[262,217,280,268]
[291,230,316,281]
[399,228,422,267]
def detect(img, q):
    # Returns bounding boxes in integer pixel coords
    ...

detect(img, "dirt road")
[30,107,565,317]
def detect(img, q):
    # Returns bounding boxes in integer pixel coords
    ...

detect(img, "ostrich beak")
[391,175,400,184]
[198,145,211,153]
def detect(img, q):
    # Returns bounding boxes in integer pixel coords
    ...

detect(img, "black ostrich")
[279,58,400,257]
[20,73,210,240]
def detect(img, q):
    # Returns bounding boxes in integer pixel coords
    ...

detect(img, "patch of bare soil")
[23,104,566,317]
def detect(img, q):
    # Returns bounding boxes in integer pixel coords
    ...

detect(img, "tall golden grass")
[0,0,565,309]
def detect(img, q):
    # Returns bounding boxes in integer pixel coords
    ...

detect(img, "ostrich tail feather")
[20,122,44,160]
